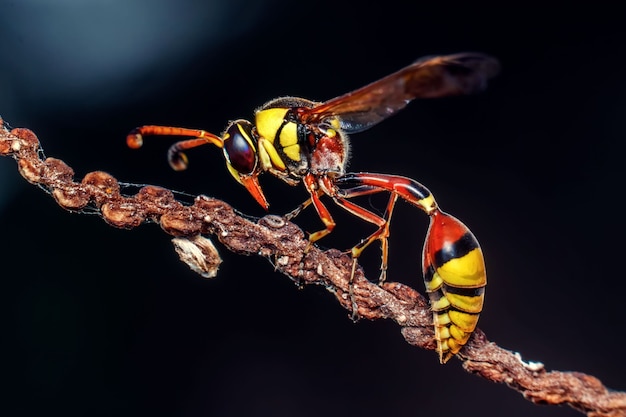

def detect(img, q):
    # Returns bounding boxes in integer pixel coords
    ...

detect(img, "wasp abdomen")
[423,210,486,363]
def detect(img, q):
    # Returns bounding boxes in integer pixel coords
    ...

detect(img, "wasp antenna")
[126,128,144,149]
[166,137,214,171]
[168,150,189,171]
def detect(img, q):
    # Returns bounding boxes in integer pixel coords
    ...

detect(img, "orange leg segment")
[302,174,337,247]
[336,172,437,214]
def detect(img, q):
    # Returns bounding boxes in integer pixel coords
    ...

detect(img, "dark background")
[1,1,625,416]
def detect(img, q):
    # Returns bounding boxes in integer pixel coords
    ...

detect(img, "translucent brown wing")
[303,53,500,133]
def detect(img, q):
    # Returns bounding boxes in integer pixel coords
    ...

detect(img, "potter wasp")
[127,53,498,363]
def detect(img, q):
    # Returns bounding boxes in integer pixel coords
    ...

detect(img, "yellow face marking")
[437,248,486,288]
[226,162,243,184]
[257,140,271,171]
[255,108,289,144]
[258,138,286,171]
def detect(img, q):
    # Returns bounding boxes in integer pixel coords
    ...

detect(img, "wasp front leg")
[336,173,487,363]
[302,174,338,247]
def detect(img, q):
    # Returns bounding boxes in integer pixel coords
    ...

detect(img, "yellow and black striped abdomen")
[423,210,486,363]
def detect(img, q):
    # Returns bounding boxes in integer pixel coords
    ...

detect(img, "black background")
[1,2,625,416]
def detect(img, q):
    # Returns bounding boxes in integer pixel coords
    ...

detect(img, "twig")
[1,118,624,417]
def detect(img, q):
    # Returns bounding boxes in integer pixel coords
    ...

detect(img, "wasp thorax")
[223,120,257,175]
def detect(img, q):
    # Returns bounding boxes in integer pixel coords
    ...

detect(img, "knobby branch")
[1,119,624,417]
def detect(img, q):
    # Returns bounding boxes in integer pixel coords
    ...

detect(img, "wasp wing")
[304,53,500,133]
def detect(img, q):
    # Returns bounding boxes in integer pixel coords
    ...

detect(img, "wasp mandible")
[127,53,498,363]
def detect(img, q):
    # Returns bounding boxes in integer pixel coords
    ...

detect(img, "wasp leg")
[302,174,337,249]
[283,195,316,222]
[285,183,367,223]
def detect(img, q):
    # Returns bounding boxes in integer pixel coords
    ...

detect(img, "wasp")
[127,53,497,363]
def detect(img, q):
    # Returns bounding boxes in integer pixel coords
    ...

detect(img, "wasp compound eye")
[223,121,257,175]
